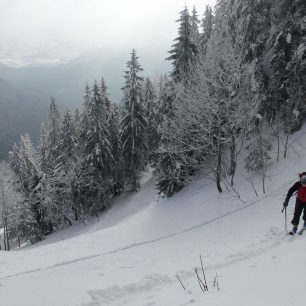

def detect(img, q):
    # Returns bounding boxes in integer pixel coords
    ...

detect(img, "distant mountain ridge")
[0,47,170,108]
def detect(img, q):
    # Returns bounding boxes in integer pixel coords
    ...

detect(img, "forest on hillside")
[0,0,305,248]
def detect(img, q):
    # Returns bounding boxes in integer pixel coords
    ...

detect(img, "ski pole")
[285,207,287,232]
[282,206,287,232]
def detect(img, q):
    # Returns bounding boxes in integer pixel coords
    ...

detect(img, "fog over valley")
[0,0,215,160]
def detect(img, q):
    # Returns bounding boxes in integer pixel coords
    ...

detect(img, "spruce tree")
[143,77,159,156]
[191,6,200,46]
[50,110,78,226]
[38,122,50,174]
[167,6,198,82]
[108,103,124,196]
[200,5,214,53]
[74,108,81,142]
[100,78,111,112]
[11,134,46,242]
[120,49,147,191]
[82,80,113,213]
[47,97,61,164]
[79,83,91,151]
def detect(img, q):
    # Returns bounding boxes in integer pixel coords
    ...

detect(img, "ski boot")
[298,223,306,235]
[289,225,298,235]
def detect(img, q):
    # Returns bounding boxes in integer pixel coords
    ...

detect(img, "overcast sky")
[0,0,216,66]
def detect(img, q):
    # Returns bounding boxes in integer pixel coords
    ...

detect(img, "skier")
[283,172,306,235]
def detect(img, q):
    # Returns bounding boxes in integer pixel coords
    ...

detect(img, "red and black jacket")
[286,182,306,203]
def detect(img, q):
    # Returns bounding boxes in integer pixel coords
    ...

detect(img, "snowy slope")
[1,128,306,306]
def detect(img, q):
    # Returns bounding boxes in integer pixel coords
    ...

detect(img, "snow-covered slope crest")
[1,127,306,306]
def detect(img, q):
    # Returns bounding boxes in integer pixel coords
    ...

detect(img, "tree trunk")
[262,170,266,194]
[259,130,266,194]
[276,117,280,162]
[229,135,236,186]
[284,134,289,159]
[1,210,9,251]
[216,135,223,193]
[3,223,9,251]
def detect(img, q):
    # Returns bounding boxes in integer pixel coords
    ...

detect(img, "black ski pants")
[291,198,306,226]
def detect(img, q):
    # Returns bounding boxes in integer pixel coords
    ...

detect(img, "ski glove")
[283,199,289,208]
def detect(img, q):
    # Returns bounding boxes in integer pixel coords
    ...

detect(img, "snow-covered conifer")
[245,115,272,193]
[47,97,61,164]
[191,6,200,46]
[200,5,213,53]
[10,134,46,242]
[82,80,113,212]
[120,49,147,191]
[0,162,24,250]
[143,77,159,156]
[167,6,198,82]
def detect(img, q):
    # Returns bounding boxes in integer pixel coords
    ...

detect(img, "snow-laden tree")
[191,6,200,46]
[154,80,190,197]
[156,76,176,126]
[10,134,46,242]
[48,110,78,227]
[245,115,272,194]
[120,49,147,191]
[74,108,81,142]
[154,142,189,197]
[76,84,93,216]
[57,111,78,169]
[108,103,124,196]
[38,122,50,174]
[84,81,112,173]
[167,6,198,82]
[268,0,306,156]
[0,162,24,250]
[142,77,159,156]
[156,0,264,195]
[143,77,156,117]
[100,78,111,112]
[79,83,91,150]
[11,134,40,196]
[82,80,113,213]
[198,0,266,189]
[47,97,61,164]
[200,5,214,53]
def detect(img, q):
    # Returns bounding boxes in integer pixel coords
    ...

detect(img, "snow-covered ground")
[1,128,306,306]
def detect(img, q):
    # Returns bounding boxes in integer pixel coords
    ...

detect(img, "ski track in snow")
[0,185,286,282]
[82,274,173,306]
[81,232,298,306]
[74,182,298,306]
[80,227,304,306]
